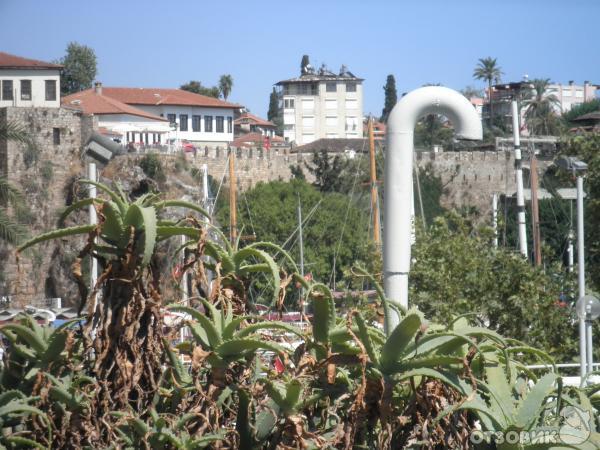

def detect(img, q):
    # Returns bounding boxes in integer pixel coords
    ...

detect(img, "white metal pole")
[512,100,528,258]
[568,230,574,273]
[586,319,593,376]
[577,175,587,379]
[88,162,98,290]
[297,195,305,316]
[492,193,498,248]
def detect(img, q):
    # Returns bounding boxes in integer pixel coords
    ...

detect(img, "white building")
[62,83,170,146]
[98,86,242,146]
[276,64,364,145]
[0,51,61,108]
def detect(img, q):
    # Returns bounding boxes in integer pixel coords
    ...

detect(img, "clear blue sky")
[1,0,598,117]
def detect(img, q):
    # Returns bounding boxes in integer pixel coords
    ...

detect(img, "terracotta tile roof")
[291,138,369,154]
[62,89,167,121]
[232,132,284,148]
[100,87,242,109]
[0,51,62,69]
[234,112,275,128]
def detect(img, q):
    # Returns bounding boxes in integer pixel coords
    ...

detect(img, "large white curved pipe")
[384,86,482,333]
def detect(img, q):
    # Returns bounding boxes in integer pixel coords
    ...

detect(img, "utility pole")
[492,193,498,248]
[297,194,305,314]
[88,162,98,290]
[512,100,528,258]
[530,149,542,266]
[229,148,237,244]
[577,175,587,378]
[368,118,381,246]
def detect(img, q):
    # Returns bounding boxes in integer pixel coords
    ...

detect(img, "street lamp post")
[556,156,589,380]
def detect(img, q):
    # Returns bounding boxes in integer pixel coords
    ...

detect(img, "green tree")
[180,80,220,98]
[523,78,561,136]
[215,180,371,285]
[560,132,600,290]
[473,57,502,126]
[300,54,310,73]
[59,41,97,95]
[413,114,454,150]
[410,213,578,361]
[0,121,31,244]
[305,150,351,193]
[381,74,397,123]
[218,74,233,100]
[460,85,484,98]
[289,164,305,181]
[267,87,283,135]
[562,98,600,124]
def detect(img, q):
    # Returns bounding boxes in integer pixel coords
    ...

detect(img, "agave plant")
[168,300,303,382]
[16,180,210,416]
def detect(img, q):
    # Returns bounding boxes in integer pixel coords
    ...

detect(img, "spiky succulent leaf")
[216,338,284,358]
[17,224,96,253]
[310,283,336,345]
[235,321,304,340]
[514,372,558,430]
[59,197,103,224]
[380,310,423,373]
[233,247,281,305]
[0,323,46,355]
[155,199,209,218]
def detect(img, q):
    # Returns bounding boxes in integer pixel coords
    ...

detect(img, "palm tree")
[0,121,29,245]
[523,78,560,136]
[219,74,234,100]
[473,57,503,126]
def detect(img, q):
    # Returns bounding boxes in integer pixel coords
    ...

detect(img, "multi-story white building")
[0,51,61,108]
[276,64,364,145]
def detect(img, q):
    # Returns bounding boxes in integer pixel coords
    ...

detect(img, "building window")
[300,83,317,95]
[2,80,13,101]
[346,82,357,92]
[326,82,337,92]
[216,116,224,133]
[20,80,32,100]
[192,115,201,132]
[284,98,295,109]
[167,113,176,126]
[53,128,60,145]
[45,80,56,101]
[227,116,233,133]
[204,116,213,132]
[179,114,188,131]
[283,85,291,95]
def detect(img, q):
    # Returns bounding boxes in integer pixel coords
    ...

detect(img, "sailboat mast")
[368,118,381,246]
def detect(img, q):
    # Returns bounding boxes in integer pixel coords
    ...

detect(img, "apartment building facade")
[276,64,364,145]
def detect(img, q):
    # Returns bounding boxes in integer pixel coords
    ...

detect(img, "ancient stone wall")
[0,107,85,307]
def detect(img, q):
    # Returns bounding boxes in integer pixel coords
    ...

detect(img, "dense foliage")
[215,179,373,288]
[1,182,599,449]
[381,74,397,123]
[180,81,220,99]
[58,42,97,96]
[410,213,580,362]
[560,132,600,290]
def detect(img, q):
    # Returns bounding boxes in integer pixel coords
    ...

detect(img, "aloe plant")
[168,300,303,371]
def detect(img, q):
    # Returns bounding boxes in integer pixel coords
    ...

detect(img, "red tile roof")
[0,51,62,69]
[62,90,167,121]
[99,87,242,109]
[234,112,275,128]
[232,132,284,148]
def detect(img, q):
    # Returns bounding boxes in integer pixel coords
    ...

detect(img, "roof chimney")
[568,80,574,86]
[94,82,102,95]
